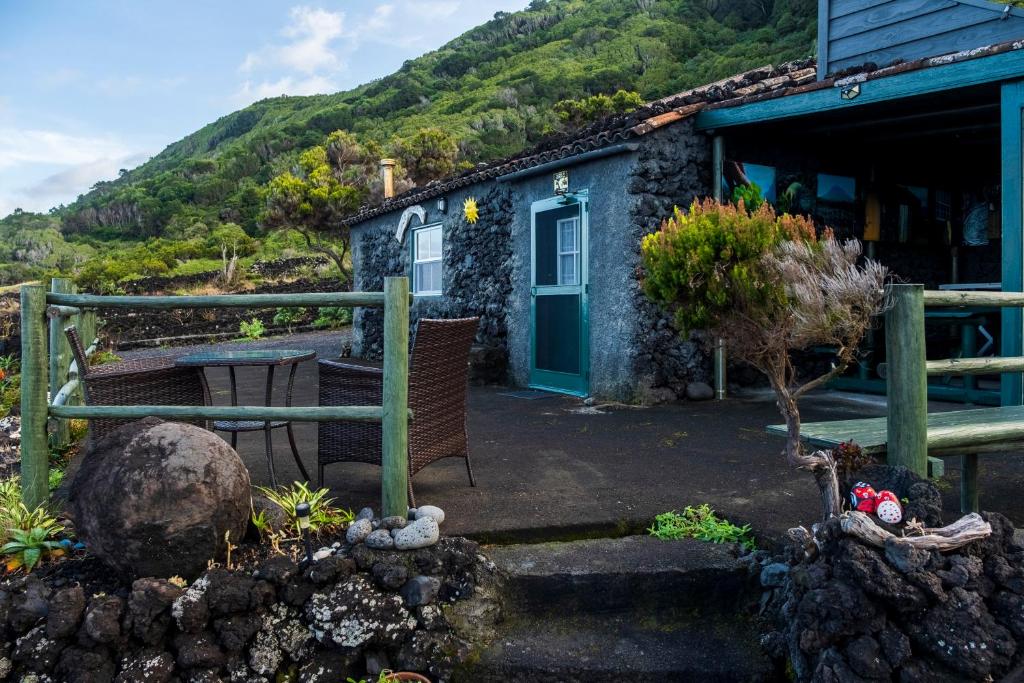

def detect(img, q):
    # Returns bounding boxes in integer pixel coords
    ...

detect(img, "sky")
[0,0,528,219]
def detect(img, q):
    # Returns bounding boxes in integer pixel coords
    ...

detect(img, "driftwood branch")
[840,511,992,551]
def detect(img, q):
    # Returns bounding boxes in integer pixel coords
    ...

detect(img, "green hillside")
[4,0,816,287]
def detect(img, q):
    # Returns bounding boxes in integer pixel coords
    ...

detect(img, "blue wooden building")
[346,0,1024,404]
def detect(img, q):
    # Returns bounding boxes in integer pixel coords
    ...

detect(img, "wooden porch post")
[381,276,410,518]
[885,283,928,477]
[20,284,49,509]
[1000,80,1024,407]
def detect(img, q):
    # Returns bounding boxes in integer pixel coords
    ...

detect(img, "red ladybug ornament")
[875,490,903,524]
[850,482,877,514]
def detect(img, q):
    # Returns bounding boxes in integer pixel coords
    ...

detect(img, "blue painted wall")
[819,0,1024,77]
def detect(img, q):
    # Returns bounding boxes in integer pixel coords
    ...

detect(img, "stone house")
[347,0,1024,404]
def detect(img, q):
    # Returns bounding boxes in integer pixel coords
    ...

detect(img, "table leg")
[284,363,310,482]
[264,365,277,488]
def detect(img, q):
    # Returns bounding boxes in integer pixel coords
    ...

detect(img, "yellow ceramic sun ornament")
[463,197,479,224]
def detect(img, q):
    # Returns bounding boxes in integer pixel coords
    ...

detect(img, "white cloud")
[234,74,338,103]
[279,6,346,73]
[0,128,133,169]
[0,128,151,215]
[405,1,461,19]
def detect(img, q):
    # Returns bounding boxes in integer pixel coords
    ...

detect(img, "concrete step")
[461,610,776,682]
[486,534,752,615]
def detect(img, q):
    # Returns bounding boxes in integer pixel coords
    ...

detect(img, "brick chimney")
[380,158,396,199]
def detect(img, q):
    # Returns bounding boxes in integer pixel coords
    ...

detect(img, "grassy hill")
[5,0,816,287]
[60,0,815,236]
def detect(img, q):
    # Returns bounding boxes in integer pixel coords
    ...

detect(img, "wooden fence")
[886,283,1024,508]
[19,277,412,517]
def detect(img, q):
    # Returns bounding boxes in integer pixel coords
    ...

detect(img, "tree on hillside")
[264,128,461,283]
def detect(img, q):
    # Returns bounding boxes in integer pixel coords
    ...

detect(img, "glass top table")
[175,349,316,487]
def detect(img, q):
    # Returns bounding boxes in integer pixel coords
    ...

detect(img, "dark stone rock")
[253,556,298,585]
[46,584,85,639]
[13,624,60,672]
[878,625,911,668]
[372,555,409,591]
[760,562,788,588]
[834,540,928,612]
[213,613,261,652]
[905,587,1015,679]
[69,419,251,579]
[685,381,714,401]
[400,576,441,607]
[297,649,361,683]
[114,648,176,683]
[280,577,316,608]
[204,571,256,616]
[844,635,891,679]
[55,645,115,683]
[173,630,226,670]
[381,515,407,530]
[884,539,931,575]
[992,589,1024,638]
[306,555,355,585]
[305,575,414,648]
[128,578,183,645]
[796,580,878,652]
[172,581,209,634]
[8,577,50,634]
[84,595,124,644]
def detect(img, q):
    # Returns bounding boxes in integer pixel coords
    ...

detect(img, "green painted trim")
[528,192,590,397]
[696,47,1024,130]
[1002,79,1024,407]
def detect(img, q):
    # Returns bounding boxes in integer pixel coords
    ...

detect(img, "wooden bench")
[767,284,1024,513]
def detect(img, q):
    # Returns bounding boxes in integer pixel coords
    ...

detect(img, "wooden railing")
[886,284,1024,506]
[19,277,412,517]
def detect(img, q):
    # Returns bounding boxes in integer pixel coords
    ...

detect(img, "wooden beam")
[48,404,402,422]
[886,284,928,477]
[1002,80,1024,407]
[927,421,1024,450]
[924,356,1024,375]
[381,276,410,518]
[923,290,1024,307]
[695,47,1024,130]
[46,291,408,310]
[20,285,49,509]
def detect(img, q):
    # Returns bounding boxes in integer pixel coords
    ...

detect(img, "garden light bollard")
[20,284,49,510]
[296,502,313,565]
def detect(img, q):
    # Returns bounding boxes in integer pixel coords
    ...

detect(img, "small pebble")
[312,547,333,562]
[356,507,374,522]
[365,529,395,550]
[331,542,341,549]
[346,518,373,545]
[394,517,440,550]
[415,505,445,525]
[381,516,407,530]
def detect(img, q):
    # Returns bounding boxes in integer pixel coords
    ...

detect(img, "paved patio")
[124,331,1024,544]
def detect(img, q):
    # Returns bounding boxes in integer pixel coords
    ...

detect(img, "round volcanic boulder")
[69,418,251,579]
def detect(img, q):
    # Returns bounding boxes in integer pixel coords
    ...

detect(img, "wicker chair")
[318,317,479,506]
[65,326,211,441]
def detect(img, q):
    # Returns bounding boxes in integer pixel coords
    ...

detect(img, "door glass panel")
[535,294,580,374]
[559,255,576,285]
[534,205,580,286]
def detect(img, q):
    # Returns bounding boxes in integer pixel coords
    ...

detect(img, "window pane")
[416,230,430,259]
[559,220,576,252]
[429,262,441,292]
[414,263,426,293]
[560,254,576,285]
[429,227,442,259]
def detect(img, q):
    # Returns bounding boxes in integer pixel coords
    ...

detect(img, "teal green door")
[529,194,589,396]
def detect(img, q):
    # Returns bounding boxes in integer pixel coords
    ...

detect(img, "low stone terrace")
[122,330,1024,545]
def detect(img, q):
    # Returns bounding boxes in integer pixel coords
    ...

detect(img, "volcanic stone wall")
[627,121,715,401]
[351,184,514,382]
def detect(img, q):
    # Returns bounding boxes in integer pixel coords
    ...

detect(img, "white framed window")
[556,217,579,286]
[412,224,443,295]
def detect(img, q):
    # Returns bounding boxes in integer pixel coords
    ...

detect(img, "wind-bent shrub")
[642,199,887,519]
